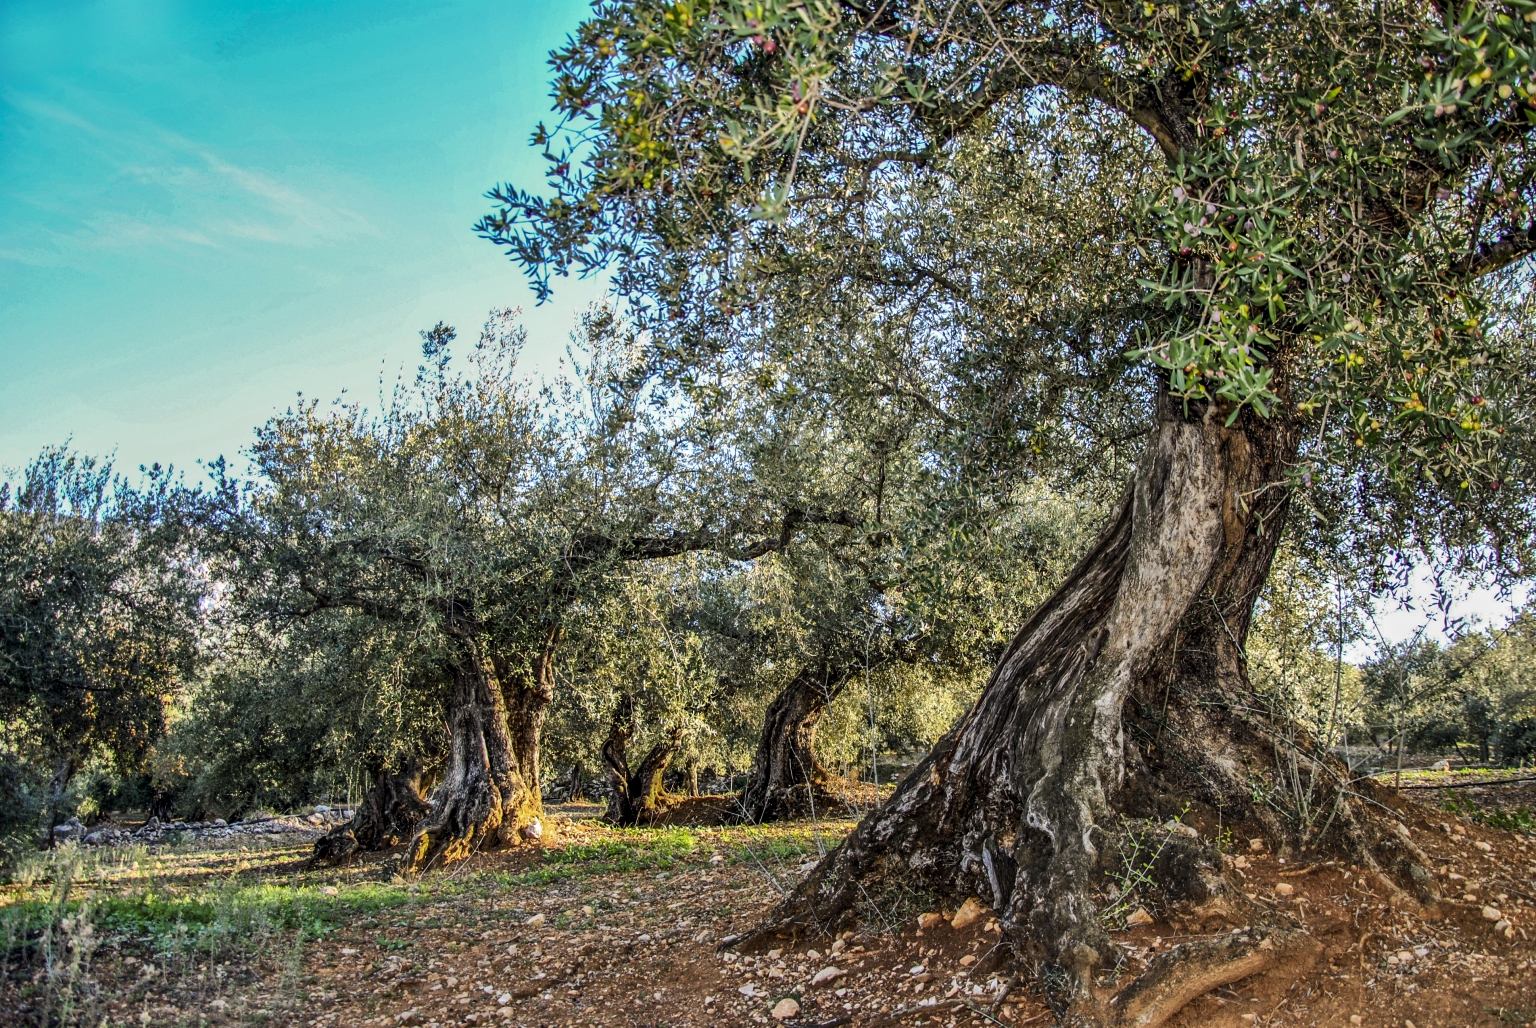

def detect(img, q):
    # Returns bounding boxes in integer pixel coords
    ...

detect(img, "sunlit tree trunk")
[407,643,539,871]
[749,392,1438,1026]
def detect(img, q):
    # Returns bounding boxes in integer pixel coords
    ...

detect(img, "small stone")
[806,949,820,960]
[214,818,227,827]
[526,913,546,927]
[951,896,989,930]
[830,939,845,953]
[1350,1016,1363,1025]
[1126,907,1155,926]
[1405,1020,1417,1028]
[497,992,510,1005]
[1240,1015,1256,1024]
[1249,838,1264,852]
[738,985,759,998]
[1396,950,1414,964]
[917,912,945,930]
[316,804,330,812]
[767,949,782,959]
[340,948,359,956]
[1273,883,1294,897]
[771,998,800,1020]
[959,954,976,966]
[321,886,339,896]
[909,965,926,975]
[811,966,844,985]
[710,853,725,865]
[1482,905,1503,921]
[1164,820,1199,839]
[1233,856,1249,869]
[1475,840,1493,852]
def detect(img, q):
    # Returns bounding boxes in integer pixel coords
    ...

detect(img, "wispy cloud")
[2,90,381,259]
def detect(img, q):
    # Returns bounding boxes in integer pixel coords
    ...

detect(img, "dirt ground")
[2,781,1533,1028]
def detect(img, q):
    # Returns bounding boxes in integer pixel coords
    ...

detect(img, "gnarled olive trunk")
[499,624,559,803]
[601,695,685,826]
[407,650,539,871]
[311,760,430,866]
[747,394,1437,1027]
[739,667,846,822]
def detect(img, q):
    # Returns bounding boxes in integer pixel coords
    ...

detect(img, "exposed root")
[1097,927,1321,1028]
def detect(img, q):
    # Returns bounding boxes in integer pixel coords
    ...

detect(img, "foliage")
[0,448,202,837]
[484,0,1536,586]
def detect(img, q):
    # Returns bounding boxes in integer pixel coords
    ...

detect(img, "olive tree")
[0,448,200,841]
[482,0,1536,1019]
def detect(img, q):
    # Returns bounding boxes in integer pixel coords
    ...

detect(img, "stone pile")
[73,807,354,847]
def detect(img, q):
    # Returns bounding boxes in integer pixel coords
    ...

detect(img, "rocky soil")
[3,786,1533,1028]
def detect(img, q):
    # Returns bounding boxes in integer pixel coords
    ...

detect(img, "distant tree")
[0,448,200,842]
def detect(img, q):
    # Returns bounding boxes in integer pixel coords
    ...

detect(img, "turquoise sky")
[1,0,600,475]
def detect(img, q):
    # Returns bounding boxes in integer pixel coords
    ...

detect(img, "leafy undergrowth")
[1,791,1533,1028]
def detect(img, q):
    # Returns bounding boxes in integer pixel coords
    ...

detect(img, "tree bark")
[500,623,559,803]
[600,695,686,826]
[739,666,846,822]
[406,647,540,871]
[311,760,431,866]
[743,393,1436,1026]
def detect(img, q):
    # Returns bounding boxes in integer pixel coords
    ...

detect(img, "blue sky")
[0,1,1524,642]
[1,0,600,476]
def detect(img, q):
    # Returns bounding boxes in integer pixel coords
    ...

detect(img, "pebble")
[1249,838,1265,852]
[1273,883,1295,897]
[917,912,945,929]
[1127,907,1154,926]
[771,998,800,1020]
[1482,906,1503,921]
[811,967,845,985]
[1475,841,1493,853]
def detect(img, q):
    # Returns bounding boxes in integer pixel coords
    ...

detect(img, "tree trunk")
[743,394,1436,1026]
[739,667,845,822]
[407,649,540,871]
[311,760,431,866]
[42,755,75,849]
[501,624,559,803]
[600,695,686,826]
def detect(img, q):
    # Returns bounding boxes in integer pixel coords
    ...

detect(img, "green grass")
[1440,794,1536,835]
[495,827,698,886]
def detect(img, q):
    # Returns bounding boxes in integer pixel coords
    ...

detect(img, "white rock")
[1163,820,1199,839]
[1249,838,1265,852]
[1483,906,1503,921]
[1475,840,1493,853]
[522,819,543,841]
[909,965,926,975]
[1274,883,1295,897]
[771,998,800,1020]
[526,913,546,927]
[738,984,759,997]
[811,966,844,985]
[497,992,510,1005]
[321,886,339,896]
